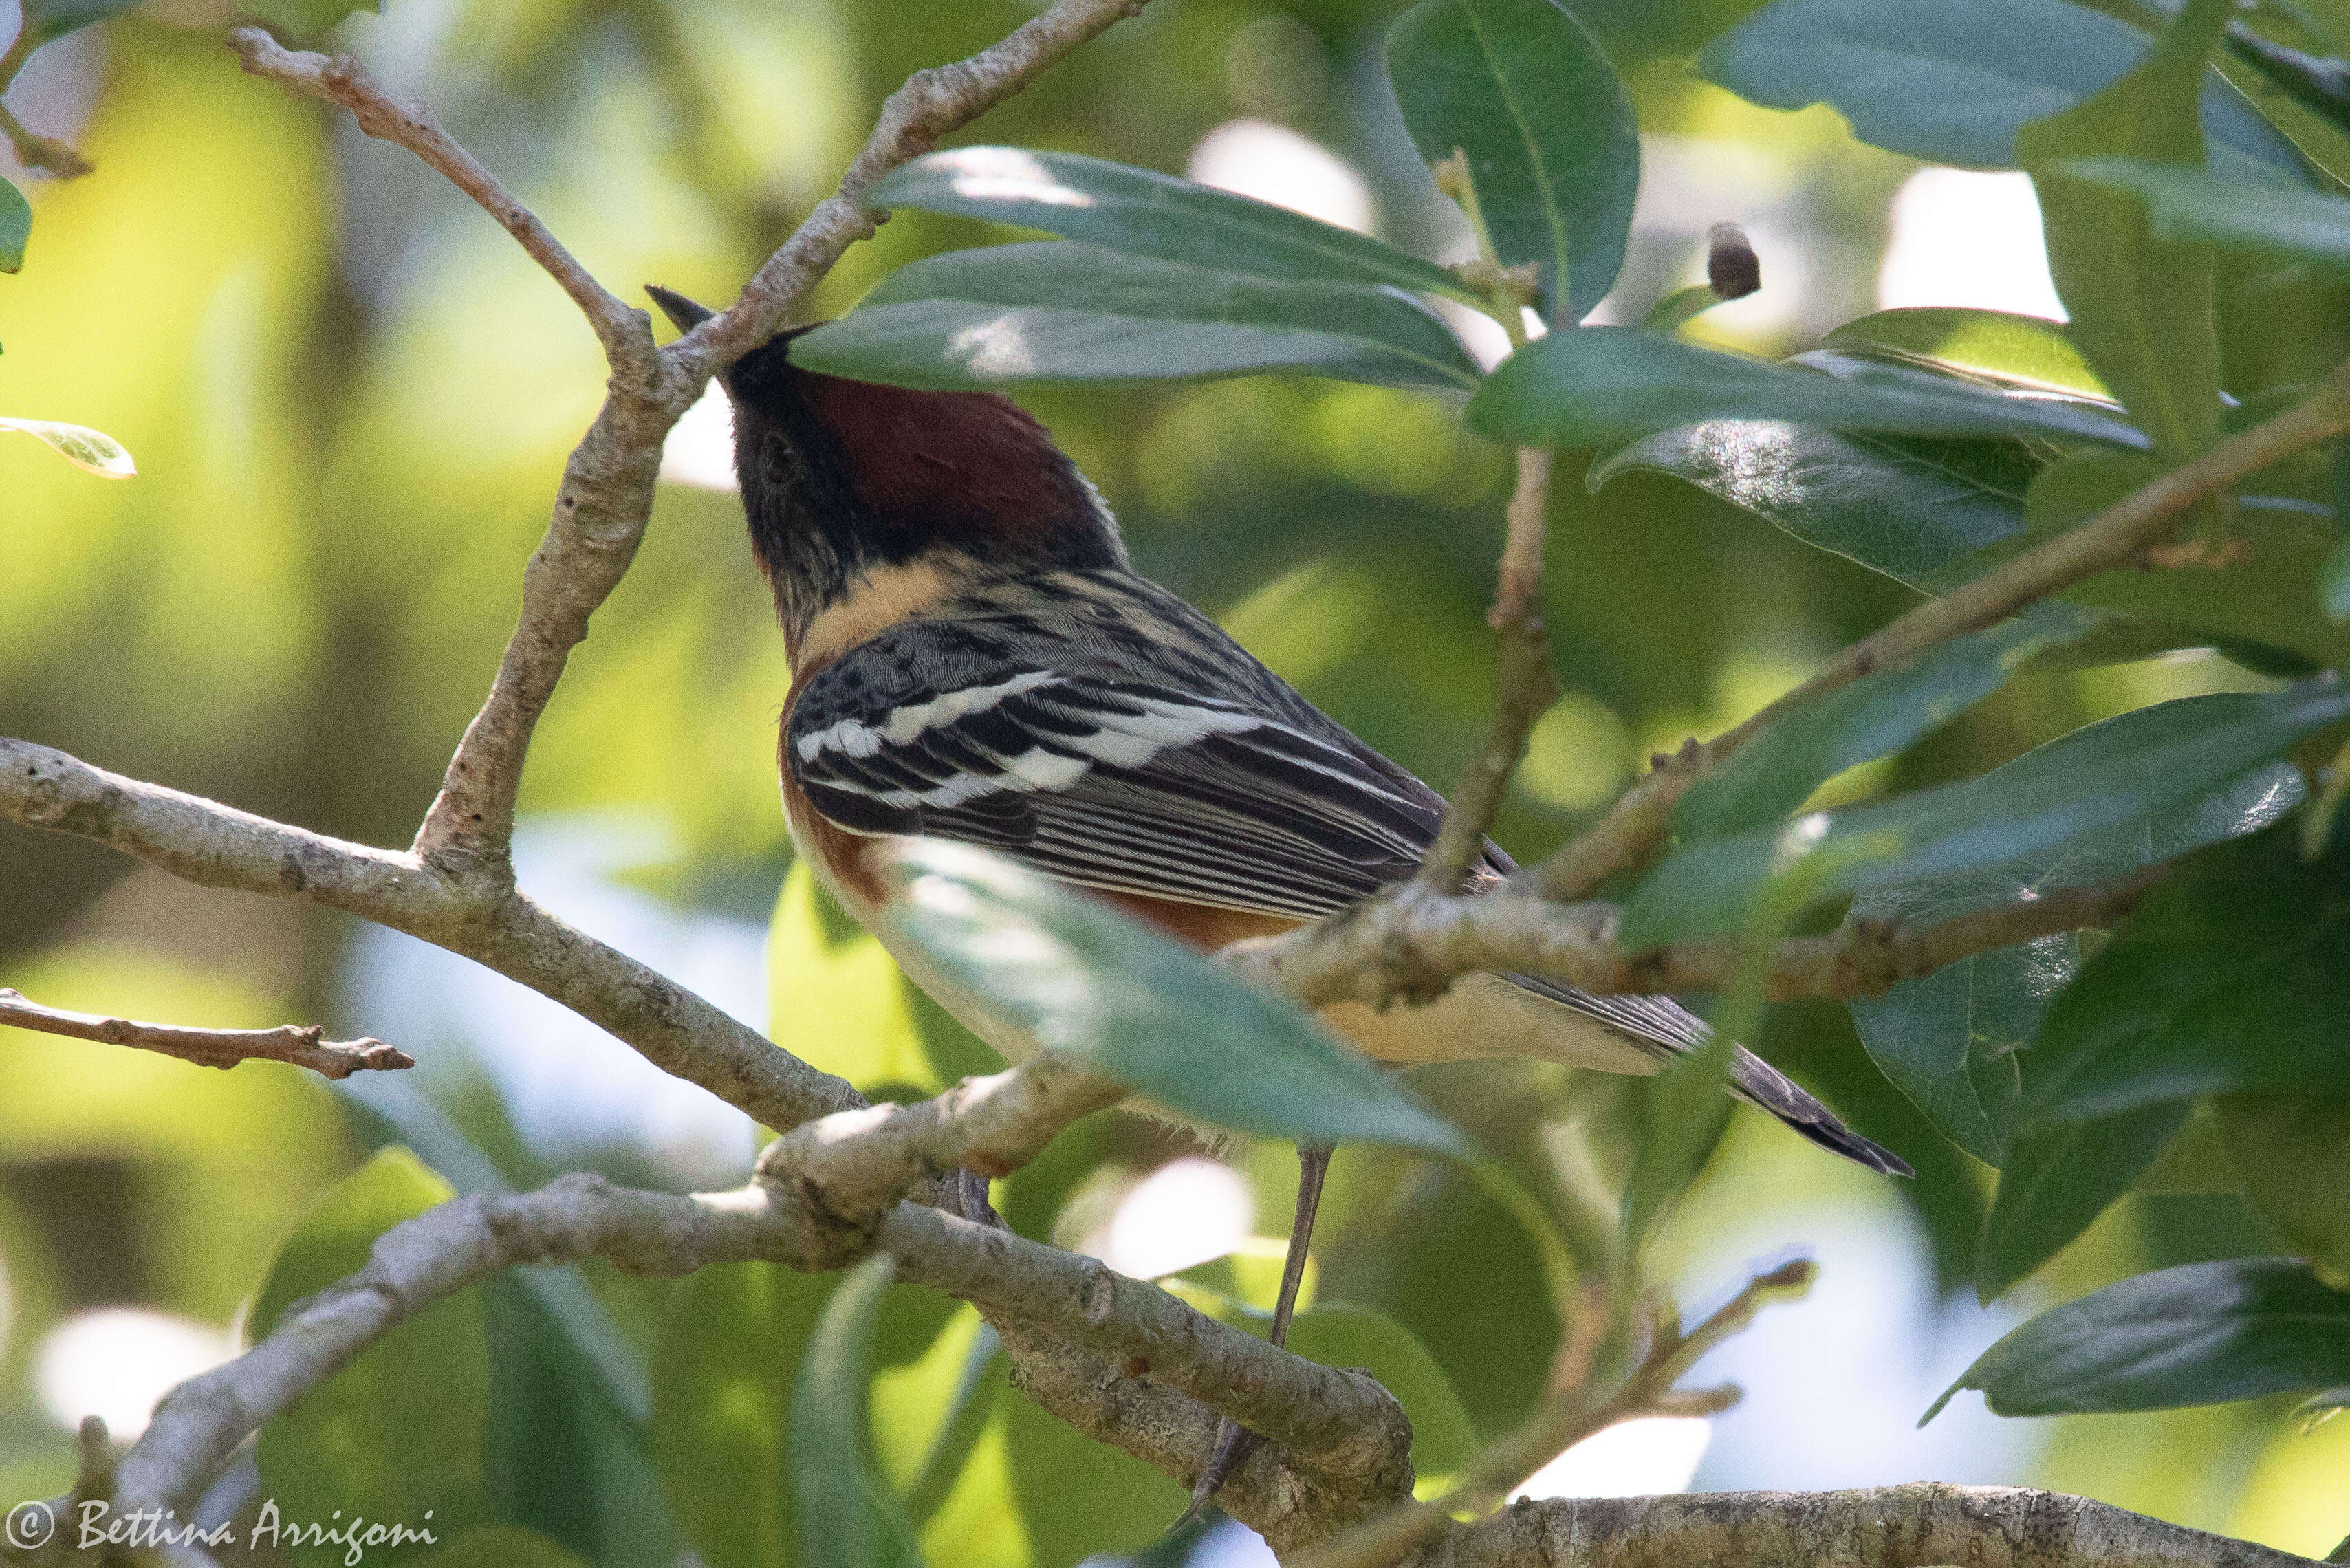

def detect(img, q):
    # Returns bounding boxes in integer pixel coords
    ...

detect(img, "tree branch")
[0,735,860,1133]
[1528,369,2350,902]
[757,1052,1125,1224]
[0,987,412,1078]
[72,1167,1406,1549]
[226,28,646,367]
[1418,446,1560,891]
[1423,1484,2319,1568]
[1228,867,2155,1014]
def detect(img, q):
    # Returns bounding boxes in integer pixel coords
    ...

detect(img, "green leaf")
[2019,0,2228,463]
[792,242,1480,393]
[1679,606,2096,842]
[233,0,381,40]
[1384,0,1639,325]
[651,1261,836,1568]
[338,1075,653,1427]
[1824,308,2111,400]
[2063,157,2350,274]
[0,418,135,477]
[1848,762,2302,1168]
[792,1256,925,1568]
[1470,327,2148,452]
[866,149,1466,301]
[2220,1096,2350,1287]
[252,1148,494,1562]
[1589,422,2039,592]
[2030,827,2350,1122]
[1620,686,2350,947]
[2324,535,2350,621]
[1926,1258,2350,1420]
[0,177,28,274]
[479,1278,677,1568]
[19,0,146,45]
[768,859,995,1100]
[1641,283,1731,334]
[880,840,1469,1156]
[1978,1102,2192,1302]
[1695,0,2304,177]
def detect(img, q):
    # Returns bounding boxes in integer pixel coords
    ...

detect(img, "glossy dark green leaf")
[882,840,1470,1155]
[2220,1095,2350,1287]
[1695,0,2303,178]
[1848,761,2302,1168]
[792,1256,924,1568]
[793,243,1480,393]
[1824,307,2111,400]
[2065,157,2350,273]
[1384,0,1638,325]
[1978,1101,2192,1302]
[1620,685,2350,946]
[1927,1258,2350,1419]
[252,1148,494,1560]
[2019,0,2227,462]
[1589,421,2039,592]
[1471,327,2147,452]
[865,148,1466,300]
[2030,828,2350,1122]
[1679,606,2096,842]
[0,177,28,274]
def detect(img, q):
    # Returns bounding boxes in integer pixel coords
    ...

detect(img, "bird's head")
[648,286,1126,644]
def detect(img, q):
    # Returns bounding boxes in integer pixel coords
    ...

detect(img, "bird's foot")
[1169,1416,1256,1532]
[951,1167,1006,1230]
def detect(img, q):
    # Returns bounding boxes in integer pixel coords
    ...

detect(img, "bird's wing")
[787,600,1445,918]
[787,574,1911,1177]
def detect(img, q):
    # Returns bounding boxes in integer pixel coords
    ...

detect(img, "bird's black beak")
[646,285,715,333]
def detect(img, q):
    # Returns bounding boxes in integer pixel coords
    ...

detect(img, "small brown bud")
[1123,1356,1151,1378]
[1706,222,1761,300]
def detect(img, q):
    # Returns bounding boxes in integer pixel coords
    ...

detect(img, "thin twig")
[1530,369,2350,902]
[1418,447,1562,891]
[0,987,412,1079]
[227,28,644,365]
[676,0,1155,378]
[1292,1261,1816,1568]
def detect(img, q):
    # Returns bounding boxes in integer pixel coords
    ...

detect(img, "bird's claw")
[1169,1416,1256,1532]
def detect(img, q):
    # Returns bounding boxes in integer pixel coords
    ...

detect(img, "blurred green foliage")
[6,0,2350,1561]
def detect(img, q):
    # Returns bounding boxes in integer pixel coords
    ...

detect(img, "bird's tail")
[1728,1045,1913,1177]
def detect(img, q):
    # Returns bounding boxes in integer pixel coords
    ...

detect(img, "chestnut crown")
[649,287,1127,635]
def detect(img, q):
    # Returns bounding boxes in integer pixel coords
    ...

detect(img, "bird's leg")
[1173,1141,1333,1529]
